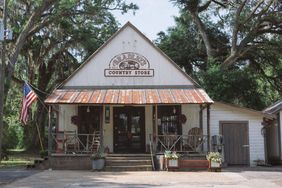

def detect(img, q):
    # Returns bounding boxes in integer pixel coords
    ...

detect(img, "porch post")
[48,105,52,156]
[199,105,203,130]
[153,104,158,152]
[199,105,204,151]
[207,104,211,152]
[100,105,104,147]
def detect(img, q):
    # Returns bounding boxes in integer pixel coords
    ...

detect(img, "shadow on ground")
[0,168,41,186]
[222,165,282,172]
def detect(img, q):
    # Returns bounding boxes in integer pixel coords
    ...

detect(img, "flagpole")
[36,122,44,151]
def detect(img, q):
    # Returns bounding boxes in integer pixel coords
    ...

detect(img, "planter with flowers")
[90,149,105,171]
[164,150,180,171]
[206,152,222,172]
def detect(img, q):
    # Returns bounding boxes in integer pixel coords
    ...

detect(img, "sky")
[111,0,180,41]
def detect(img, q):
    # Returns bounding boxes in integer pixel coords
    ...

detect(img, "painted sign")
[104,52,154,77]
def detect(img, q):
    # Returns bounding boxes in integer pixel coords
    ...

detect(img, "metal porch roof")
[45,89,213,104]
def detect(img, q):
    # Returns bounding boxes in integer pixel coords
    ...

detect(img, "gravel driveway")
[1,167,282,188]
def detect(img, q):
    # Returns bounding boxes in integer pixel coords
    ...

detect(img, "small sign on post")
[0,20,13,41]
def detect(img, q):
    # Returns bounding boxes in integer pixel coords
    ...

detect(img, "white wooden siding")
[182,104,200,135]
[64,25,194,87]
[58,105,77,132]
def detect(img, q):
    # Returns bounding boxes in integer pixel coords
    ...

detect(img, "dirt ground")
[1,166,282,188]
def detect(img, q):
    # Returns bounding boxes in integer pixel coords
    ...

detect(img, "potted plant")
[164,150,180,170]
[90,149,105,171]
[206,152,222,170]
[39,150,48,159]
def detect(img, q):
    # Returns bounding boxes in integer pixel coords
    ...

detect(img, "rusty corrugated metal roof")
[45,89,213,104]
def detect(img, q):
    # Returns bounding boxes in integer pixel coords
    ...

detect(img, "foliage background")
[1,0,281,152]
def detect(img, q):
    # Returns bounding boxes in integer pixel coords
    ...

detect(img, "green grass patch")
[0,159,33,168]
[0,150,37,169]
[0,160,32,168]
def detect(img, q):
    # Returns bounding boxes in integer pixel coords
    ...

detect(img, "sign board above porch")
[60,22,200,89]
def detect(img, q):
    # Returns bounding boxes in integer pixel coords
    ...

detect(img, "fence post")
[48,106,52,156]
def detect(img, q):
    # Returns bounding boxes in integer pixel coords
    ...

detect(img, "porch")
[45,88,214,170]
[49,131,210,155]
[48,131,210,171]
[48,103,212,157]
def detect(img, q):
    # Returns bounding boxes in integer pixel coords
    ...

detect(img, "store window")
[156,105,182,135]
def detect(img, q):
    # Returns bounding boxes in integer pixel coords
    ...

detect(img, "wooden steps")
[105,154,153,171]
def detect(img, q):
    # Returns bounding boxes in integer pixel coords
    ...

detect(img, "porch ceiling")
[45,89,213,104]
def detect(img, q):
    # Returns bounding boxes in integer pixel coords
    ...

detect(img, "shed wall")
[204,103,265,166]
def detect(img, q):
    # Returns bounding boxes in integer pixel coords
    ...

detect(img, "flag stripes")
[20,82,37,125]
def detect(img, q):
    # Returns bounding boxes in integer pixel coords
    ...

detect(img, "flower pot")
[168,159,179,168]
[165,159,179,171]
[210,161,221,168]
[92,159,105,170]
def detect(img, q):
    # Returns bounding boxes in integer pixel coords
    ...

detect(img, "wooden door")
[221,122,249,165]
[113,107,145,153]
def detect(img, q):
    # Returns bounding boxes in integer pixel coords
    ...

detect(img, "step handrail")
[149,134,155,171]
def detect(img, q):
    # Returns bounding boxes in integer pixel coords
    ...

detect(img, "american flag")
[20,82,37,125]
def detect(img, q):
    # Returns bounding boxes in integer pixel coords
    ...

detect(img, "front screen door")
[113,107,145,153]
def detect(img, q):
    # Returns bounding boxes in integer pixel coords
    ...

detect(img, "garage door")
[221,122,249,165]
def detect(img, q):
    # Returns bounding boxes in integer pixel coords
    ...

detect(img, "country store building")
[45,22,266,170]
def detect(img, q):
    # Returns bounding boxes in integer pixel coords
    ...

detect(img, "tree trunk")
[190,11,215,63]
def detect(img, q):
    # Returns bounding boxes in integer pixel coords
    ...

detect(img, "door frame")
[219,121,250,166]
[113,106,146,153]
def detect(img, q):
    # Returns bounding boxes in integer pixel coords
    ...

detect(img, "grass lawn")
[0,149,37,169]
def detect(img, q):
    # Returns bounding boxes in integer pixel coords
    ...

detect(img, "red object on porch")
[45,89,213,104]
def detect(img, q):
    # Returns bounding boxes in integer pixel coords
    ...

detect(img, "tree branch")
[242,0,264,25]
[190,11,215,60]
[211,0,227,8]
[198,0,212,12]
[8,0,58,74]
[231,0,247,54]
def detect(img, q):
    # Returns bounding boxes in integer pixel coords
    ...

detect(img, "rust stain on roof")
[45,89,213,104]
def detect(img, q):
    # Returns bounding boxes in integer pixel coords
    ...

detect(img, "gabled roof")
[263,99,282,115]
[58,22,201,89]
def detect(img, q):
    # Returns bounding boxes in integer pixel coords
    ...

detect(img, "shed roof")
[263,99,282,115]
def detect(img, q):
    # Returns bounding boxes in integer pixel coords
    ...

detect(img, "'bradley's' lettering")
[105,52,154,77]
